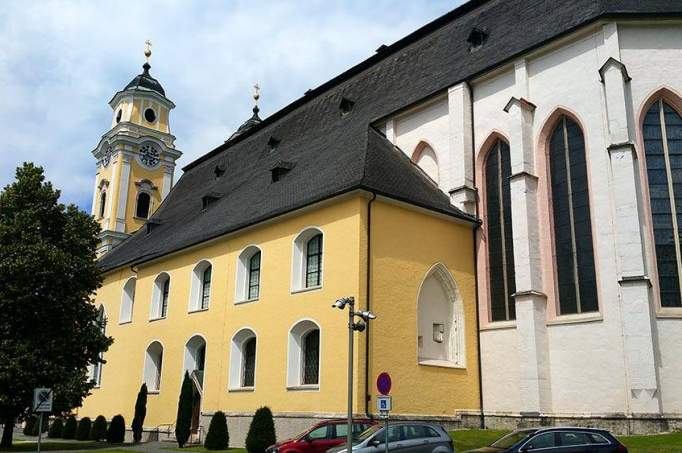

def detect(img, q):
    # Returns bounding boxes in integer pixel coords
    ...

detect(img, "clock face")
[139,144,160,167]
[102,146,112,167]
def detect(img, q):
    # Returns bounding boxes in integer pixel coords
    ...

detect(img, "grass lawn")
[450,429,510,451]
[0,441,117,451]
[170,448,247,453]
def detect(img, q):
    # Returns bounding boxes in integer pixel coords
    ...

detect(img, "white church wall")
[480,327,521,414]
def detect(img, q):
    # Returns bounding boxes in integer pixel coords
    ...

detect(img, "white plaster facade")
[380,20,682,430]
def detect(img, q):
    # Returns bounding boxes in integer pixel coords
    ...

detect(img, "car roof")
[531,427,611,434]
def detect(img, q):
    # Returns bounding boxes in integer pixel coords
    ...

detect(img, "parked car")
[327,421,454,453]
[464,427,627,452]
[266,419,376,453]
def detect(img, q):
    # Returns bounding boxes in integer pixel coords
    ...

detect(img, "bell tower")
[92,41,182,255]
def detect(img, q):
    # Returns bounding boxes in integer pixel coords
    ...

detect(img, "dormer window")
[467,27,488,51]
[202,192,223,210]
[268,136,280,152]
[339,97,355,116]
[146,218,163,234]
[270,161,295,183]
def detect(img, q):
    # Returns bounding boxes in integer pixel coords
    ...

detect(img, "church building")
[80,0,682,442]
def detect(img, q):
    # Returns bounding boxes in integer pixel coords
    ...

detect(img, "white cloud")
[0,0,460,211]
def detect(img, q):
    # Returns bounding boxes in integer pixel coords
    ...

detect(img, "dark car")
[266,419,376,453]
[327,422,455,453]
[464,427,627,453]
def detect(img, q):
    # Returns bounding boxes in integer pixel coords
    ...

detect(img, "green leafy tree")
[245,407,276,453]
[62,415,77,439]
[90,415,107,441]
[76,417,92,441]
[175,371,194,448]
[132,383,148,443]
[106,414,125,443]
[0,163,112,447]
[48,418,63,438]
[204,411,229,450]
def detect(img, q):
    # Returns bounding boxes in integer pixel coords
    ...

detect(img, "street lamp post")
[332,297,376,453]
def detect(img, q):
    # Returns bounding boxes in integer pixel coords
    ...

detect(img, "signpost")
[376,373,392,453]
[33,388,53,453]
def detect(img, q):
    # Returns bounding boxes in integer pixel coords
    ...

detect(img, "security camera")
[359,311,376,320]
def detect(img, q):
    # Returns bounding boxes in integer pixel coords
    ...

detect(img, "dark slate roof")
[124,62,166,96]
[99,0,682,272]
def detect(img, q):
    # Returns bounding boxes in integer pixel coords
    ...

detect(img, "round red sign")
[376,372,392,395]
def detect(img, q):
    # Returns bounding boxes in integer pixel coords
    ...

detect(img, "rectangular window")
[305,234,323,288]
[201,266,211,310]
[248,253,261,300]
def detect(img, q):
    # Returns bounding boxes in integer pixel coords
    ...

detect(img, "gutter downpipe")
[365,191,377,417]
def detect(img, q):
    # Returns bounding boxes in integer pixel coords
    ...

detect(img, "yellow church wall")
[123,159,165,233]
[79,196,368,427]
[94,163,114,229]
[369,200,480,416]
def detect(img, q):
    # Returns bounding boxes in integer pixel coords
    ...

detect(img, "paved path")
[5,434,191,452]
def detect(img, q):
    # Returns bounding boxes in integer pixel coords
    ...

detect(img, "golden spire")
[144,40,152,63]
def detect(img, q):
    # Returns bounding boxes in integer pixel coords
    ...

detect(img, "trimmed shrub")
[62,415,77,439]
[48,418,63,438]
[106,414,125,443]
[76,417,92,441]
[245,407,276,453]
[132,383,148,443]
[90,415,108,441]
[175,371,193,448]
[22,417,35,436]
[204,411,229,450]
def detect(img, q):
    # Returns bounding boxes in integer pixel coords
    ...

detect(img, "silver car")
[327,422,454,453]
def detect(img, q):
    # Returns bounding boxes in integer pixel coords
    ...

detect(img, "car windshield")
[490,430,537,449]
[355,425,382,443]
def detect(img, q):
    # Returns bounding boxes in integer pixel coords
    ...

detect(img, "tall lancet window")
[643,99,682,307]
[485,139,516,321]
[548,116,598,315]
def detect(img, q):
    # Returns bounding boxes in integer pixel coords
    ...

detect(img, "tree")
[106,414,125,443]
[175,371,193,448]
[48,418,63,438]
[0,163,112,447]
[62,415,77,439]
[204,411,229,450]
[132,383,148,443]
[76,417,92,441]
[245,407,276,453]
[90,415,107,441]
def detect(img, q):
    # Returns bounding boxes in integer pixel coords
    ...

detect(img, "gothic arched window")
[136,192,151,219]
[412,143,439,184]
[484,139,516,321]
[548,115,598,315]
[643,99,682,307]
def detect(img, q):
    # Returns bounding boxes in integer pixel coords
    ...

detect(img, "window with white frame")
[292,228,324,291]
[189,261,212,311]
[235,246,262,302]
[151,273,170,319]
[143,341,163,392]
[120,277,136,323]
[89,305,106,386]
[183,335,206,391]
[287,320,320,388]
[229,328,257,389]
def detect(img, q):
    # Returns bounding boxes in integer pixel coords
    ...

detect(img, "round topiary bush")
[62,415,78,439]
[76,417,92,441]
[48,418,64,438]
[205,411,229,450]
[245,407,276,453]
[90,415,108,441]
[22,417,35,436]
[106,414,126,443]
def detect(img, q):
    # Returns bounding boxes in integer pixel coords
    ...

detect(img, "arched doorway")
[183,335,206,434]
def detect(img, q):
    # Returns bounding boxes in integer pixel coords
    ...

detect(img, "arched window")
[183,335,206,391]
[548,115,598,315]
[99,191,107,218]
[136,192,151,219]
[484,139,516,321]
[120,277,136,324]
[189,261,212,311]
[143,341,163,392]
[89,305,106,386]
[412,143,439,184]
[643,99,682,307]
[417,264,465,367]
[287,320,321,388]
[151,273,170,319]
[229,328,257,389]
[292,228,324,291]
[235,247,262,303]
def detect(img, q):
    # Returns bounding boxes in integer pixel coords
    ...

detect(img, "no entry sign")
[376,372,392,395]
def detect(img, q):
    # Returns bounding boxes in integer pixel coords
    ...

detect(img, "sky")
[0,0,463,212]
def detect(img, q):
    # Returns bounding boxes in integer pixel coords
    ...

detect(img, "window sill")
[118,320,132,325]
[228,387,255,393]
[149,316,167,322]
[291,285,322,295]
[657,307,682,319]
[235,298,259,305]
[547,312,602,326]
[418,359,465,369]
[286,385,320,391]
[188,308,209,314]
[148,390,160,395]
[133,216,149,221]
[480,320,517,331]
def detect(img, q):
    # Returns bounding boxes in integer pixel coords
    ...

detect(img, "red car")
[266,419,377,453]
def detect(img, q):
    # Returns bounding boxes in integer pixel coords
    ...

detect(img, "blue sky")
[0,0,462,212]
